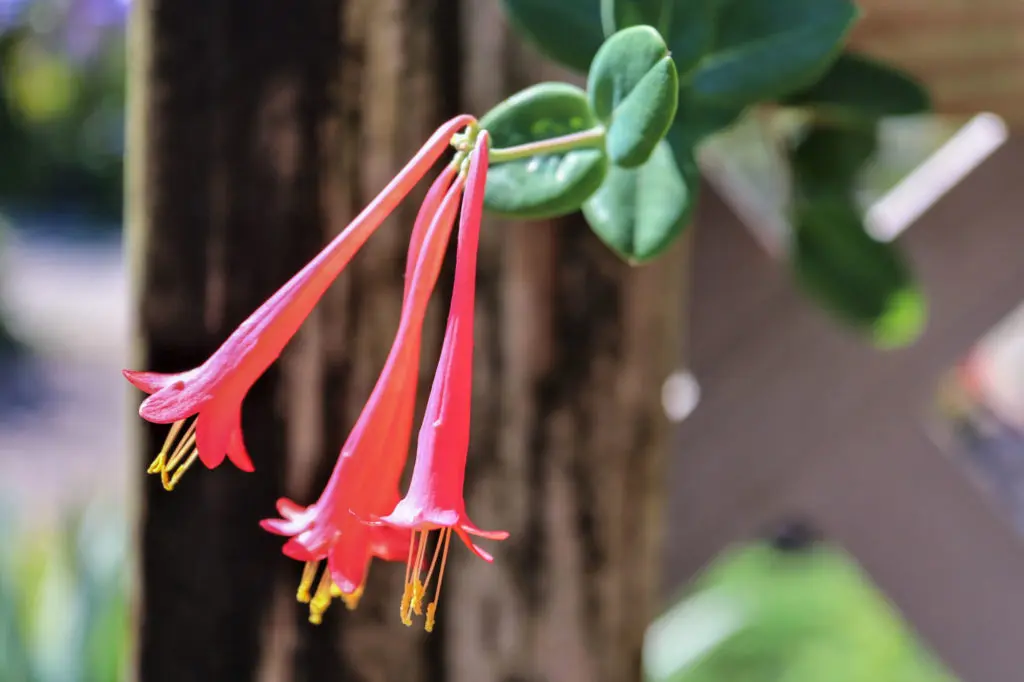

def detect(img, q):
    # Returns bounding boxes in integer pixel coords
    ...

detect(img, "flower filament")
[147,417,200,491]
[401,528,452,632]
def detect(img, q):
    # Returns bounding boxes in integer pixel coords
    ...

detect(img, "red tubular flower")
[123,114,475,491]
[261,163,466,624]
[376,131,509,632]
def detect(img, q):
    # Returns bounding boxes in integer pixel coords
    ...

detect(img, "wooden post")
[128,1,686,681]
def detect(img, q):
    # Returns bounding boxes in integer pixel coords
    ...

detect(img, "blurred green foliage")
[0,501,129,682]
[644,543,959,682]
[0,3,125,223]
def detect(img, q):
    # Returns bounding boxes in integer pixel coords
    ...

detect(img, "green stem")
[487,126,606,164]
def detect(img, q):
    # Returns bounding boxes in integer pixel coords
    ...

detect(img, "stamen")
[308,569,334,625]
[165,450,199,490]
[410,531,429,616]
[401,531,428,626]
[403,532,416,587]
[341,584,364,611]
[148,418,187,473]
[148,417,200,491]
[400,582,414,627]
[296,561,319,603]
[424,528,452,633]
[417,529,446,615]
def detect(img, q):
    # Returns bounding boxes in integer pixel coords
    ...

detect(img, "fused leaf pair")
[496,0,862,263]
[484,26,678,205]
[501,0,932,348]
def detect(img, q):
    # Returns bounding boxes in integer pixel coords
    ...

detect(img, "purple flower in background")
[62,0,129,60]
[0,0,32,32]
[0,0,128,60]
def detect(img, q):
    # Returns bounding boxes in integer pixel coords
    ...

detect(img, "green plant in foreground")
[644,543,959,682]
[0,502,128,682]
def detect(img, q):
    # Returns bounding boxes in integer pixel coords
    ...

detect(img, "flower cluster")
[124,116,507,631]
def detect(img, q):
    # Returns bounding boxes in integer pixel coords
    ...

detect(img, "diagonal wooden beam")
[667,139,1024,681]
[850,0,1024,126]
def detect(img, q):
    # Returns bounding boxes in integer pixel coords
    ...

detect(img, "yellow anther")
[296,561,319,603]
[425,603,437,633]
[307,570,334,625]
[149,418,200,491]
[147,453,166,474]
[341,585,364,611]
[423,528,452,635]
[411,579,425,616]
[400,583,413,627]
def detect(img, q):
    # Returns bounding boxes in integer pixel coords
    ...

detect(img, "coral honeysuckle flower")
[261,163,467,624]
[375,131,509,633]
[123,114,475,491]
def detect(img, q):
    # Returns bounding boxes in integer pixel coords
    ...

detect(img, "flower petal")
[282,537,317,562]
[327,527,371,595]
[368,525,412,562]
[276,497,308,519]
[227,422,254,472]
[455,528,494,563]
[138,382,204,424]
[460,514,510,540]
[194,408,232,469]
[123,369,181,394]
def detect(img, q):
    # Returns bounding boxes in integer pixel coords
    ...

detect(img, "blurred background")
[0,0,128,679]
[1,0,1023,680]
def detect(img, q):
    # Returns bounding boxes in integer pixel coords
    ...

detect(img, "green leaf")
[501,0,604,73]
[691,0,859,106]
[791,198,926,348]
[583,138,697,262]
[790,125,878,201]
[665,0,717,76]
[601,0,716,76]
[481,82,608,219]
[782,52,932,121]
[671,92,746,148]
[601,0,671,35]
[588,26,679,168]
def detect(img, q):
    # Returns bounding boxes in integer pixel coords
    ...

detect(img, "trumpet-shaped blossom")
[123,114,475,490]
[261,163,467,624]
[375,131,509,633]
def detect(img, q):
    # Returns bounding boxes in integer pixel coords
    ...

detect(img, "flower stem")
[486,126,605,164]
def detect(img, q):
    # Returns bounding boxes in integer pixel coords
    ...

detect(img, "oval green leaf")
[501,0,604,74]
[582,139,696,262]
[691,0,859,106]
[782,52,931,120]
[602,0,716,76]
[665,0,716,77]
[588,25,680,168]
[672,92,747,149]
[481,82,608,220]
[601,0,671,35]
[792,197,926,349]
[790,125,878,201]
